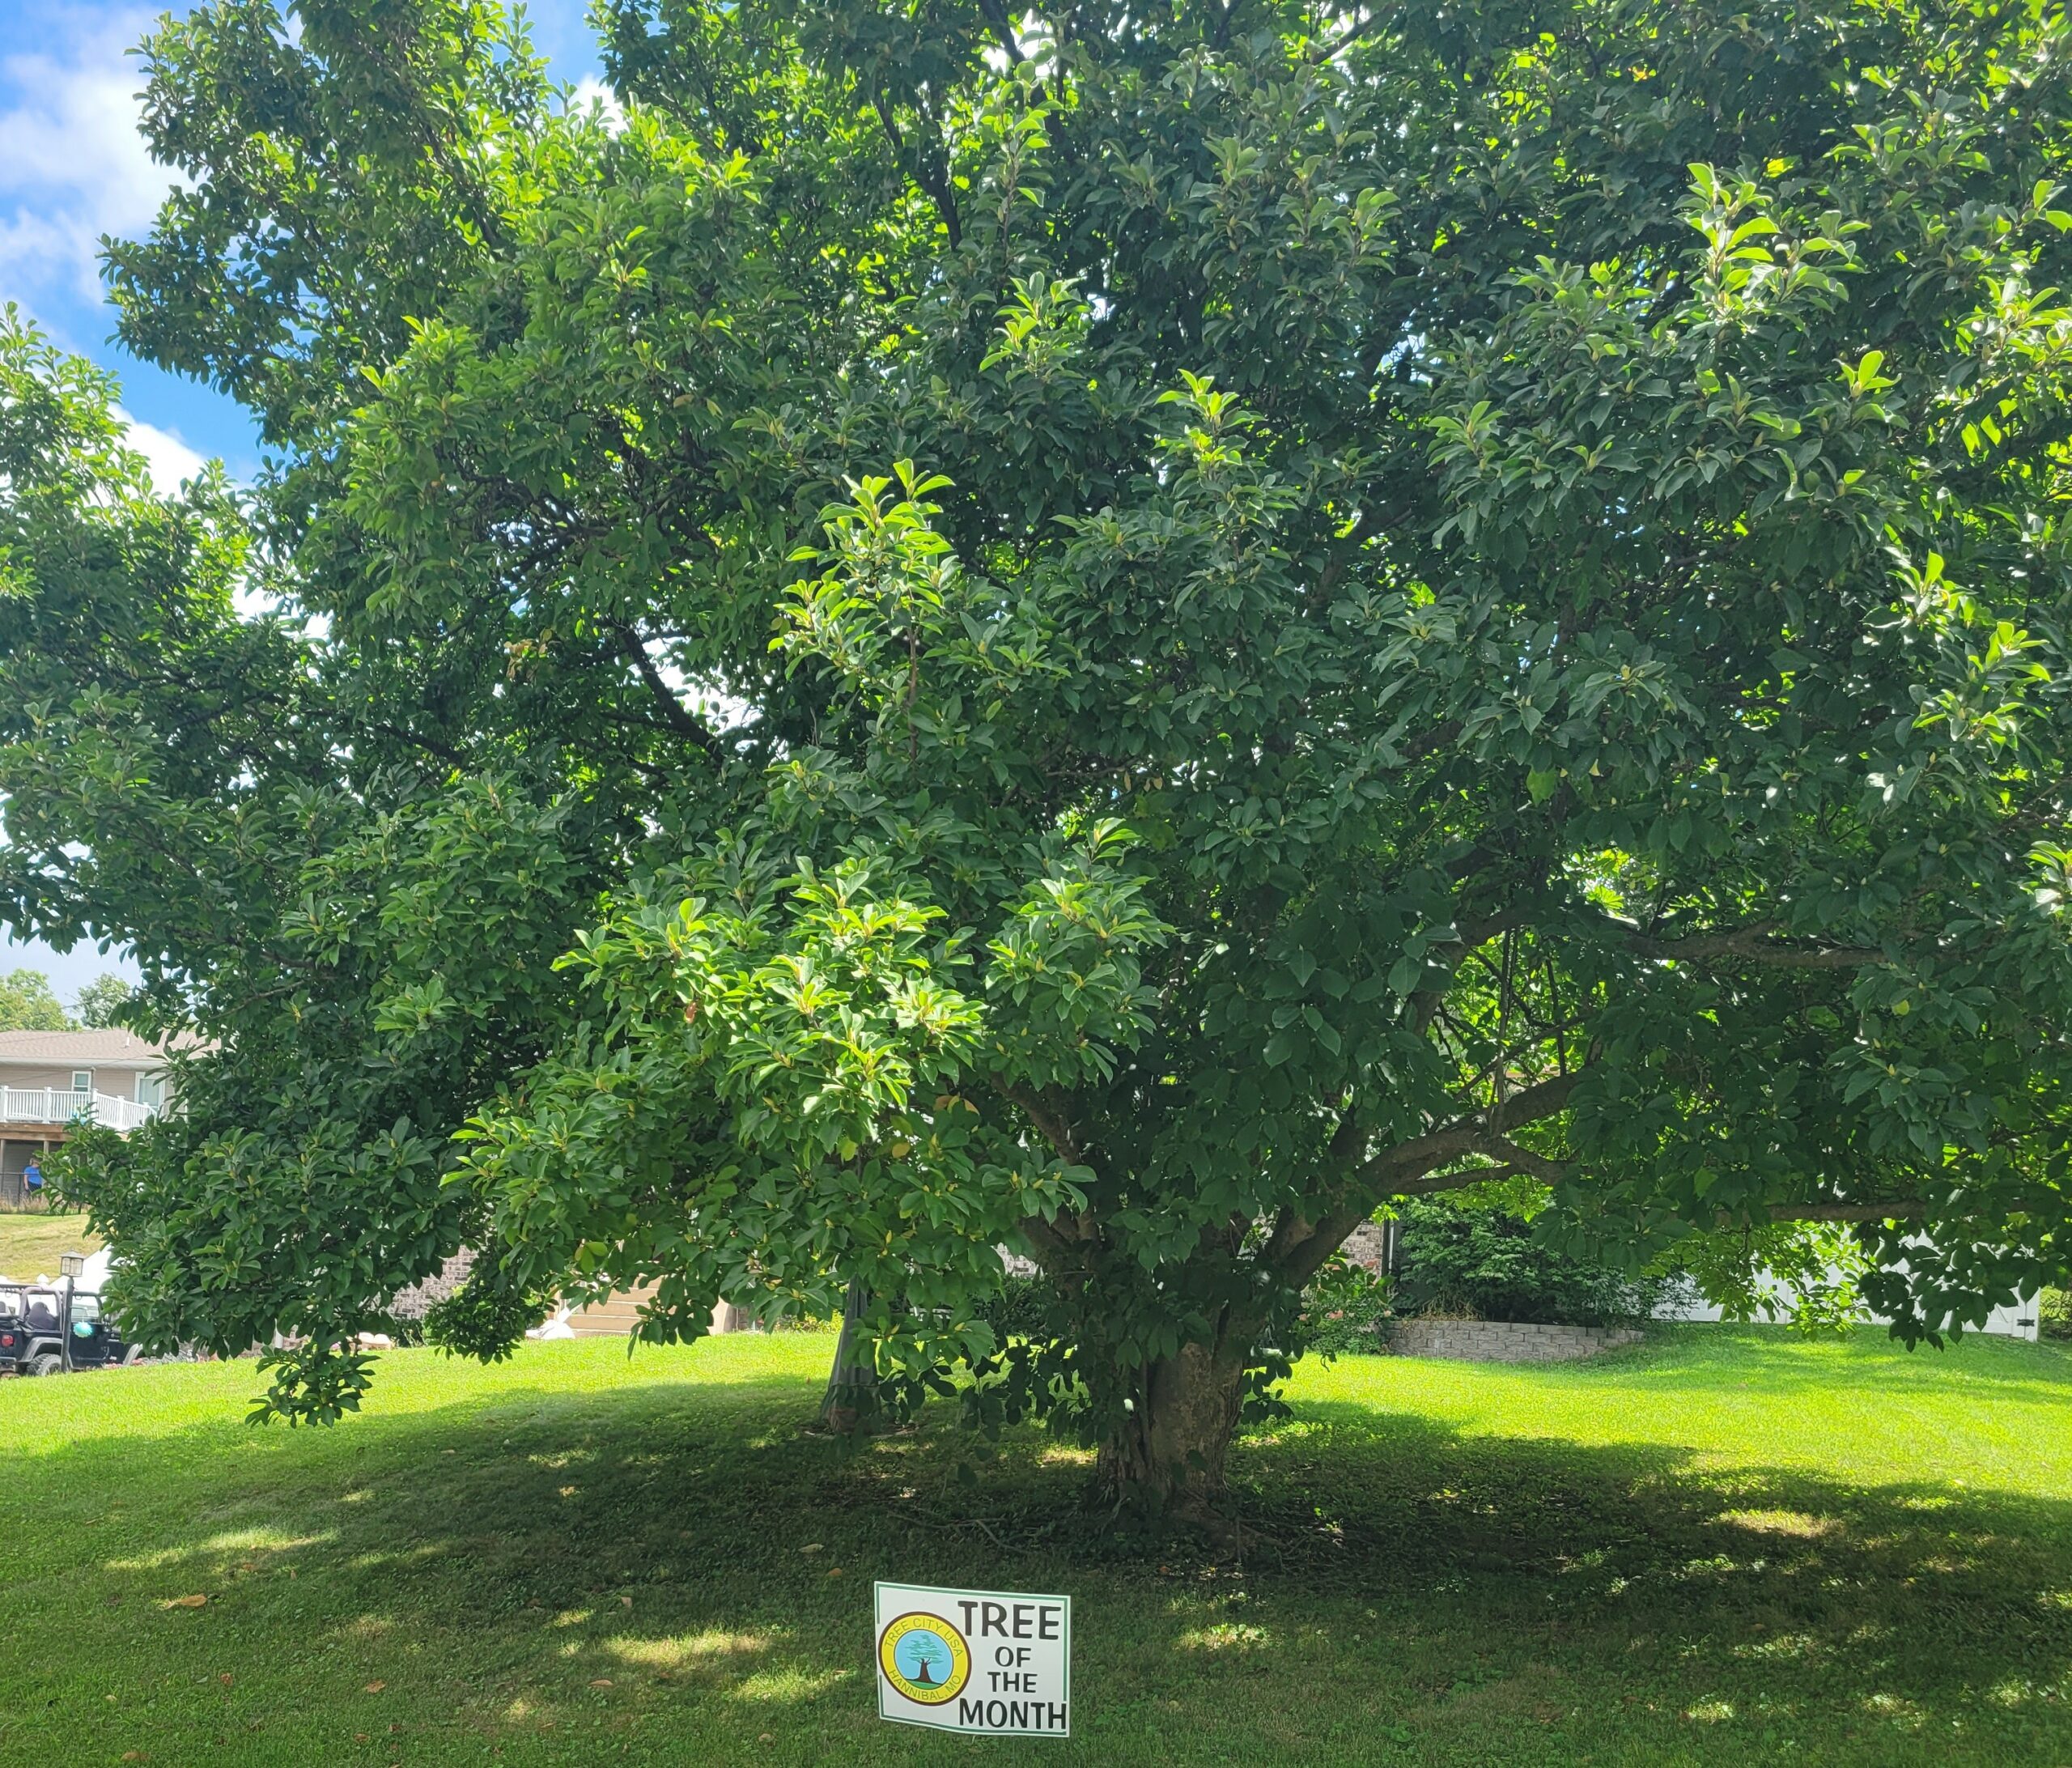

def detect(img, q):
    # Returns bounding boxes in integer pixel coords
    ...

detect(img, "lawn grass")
[2,1327,2069,1766]
[0,1207,100,1280]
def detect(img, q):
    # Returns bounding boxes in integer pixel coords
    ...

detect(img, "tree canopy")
[8,0,2072,1505]
[0,968,73,1034]
[0,964,134,1033]
[74,974,138,1031]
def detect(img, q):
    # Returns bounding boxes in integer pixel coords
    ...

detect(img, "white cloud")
[0,12,176,300]
[113,406,205,491]
[564,74,626,134]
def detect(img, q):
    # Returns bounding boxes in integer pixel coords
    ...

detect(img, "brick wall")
[1342,1219,1395,1274]
[1386,1319,1644,1362]
[388,1249,476,1321]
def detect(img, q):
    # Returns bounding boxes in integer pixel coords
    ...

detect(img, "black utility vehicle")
[0,1286,24,1375]
[0,1284,135,1375]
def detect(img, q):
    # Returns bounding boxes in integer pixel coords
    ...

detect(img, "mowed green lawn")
[2,1328,2069,1767]
[0,1208,100,1279]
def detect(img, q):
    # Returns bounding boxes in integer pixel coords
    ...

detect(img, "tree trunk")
[1095,1338,1249,1522]
[818,1278,877,1433]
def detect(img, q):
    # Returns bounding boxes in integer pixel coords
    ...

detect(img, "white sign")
[873,1580,1072,1736]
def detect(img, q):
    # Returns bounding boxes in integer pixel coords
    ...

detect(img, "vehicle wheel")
[27,1354,62,1378]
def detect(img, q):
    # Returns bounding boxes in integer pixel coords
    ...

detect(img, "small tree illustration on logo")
[906,1635,945,1686]
[879,1609,972,1706]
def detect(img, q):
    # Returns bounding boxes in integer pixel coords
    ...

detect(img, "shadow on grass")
[7,1358,2072,1763]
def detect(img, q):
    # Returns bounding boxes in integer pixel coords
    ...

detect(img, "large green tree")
[0,968,73,1034]
[10,0,2072,1509]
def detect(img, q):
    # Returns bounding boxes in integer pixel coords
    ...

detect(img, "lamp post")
[57,1254,83,1372]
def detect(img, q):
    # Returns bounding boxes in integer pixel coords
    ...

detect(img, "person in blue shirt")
[21,1157,43,1204]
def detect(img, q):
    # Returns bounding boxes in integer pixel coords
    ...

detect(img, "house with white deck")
[0,1030,176,1205]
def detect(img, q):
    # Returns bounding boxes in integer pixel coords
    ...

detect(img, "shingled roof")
[0,1029,180,1068]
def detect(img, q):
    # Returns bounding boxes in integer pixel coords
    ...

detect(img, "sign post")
[873,1581,1071,1737]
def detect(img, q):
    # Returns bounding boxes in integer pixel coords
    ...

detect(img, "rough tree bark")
[1094,1336,1251,1519]
[818,1277,878,1432]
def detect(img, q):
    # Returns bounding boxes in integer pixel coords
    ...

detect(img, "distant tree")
[74,975,136,1030]
[0,969,74,1033]
[10,0,2072,1518]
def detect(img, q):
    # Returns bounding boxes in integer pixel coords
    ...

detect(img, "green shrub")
[423,1268,553,1362]
[2041,1287,2071,1341]
[775,1304,841,1332]
[1299,1257,1391,1356]
[1391,1197,1667,1327]
[970,1273,1063,1345]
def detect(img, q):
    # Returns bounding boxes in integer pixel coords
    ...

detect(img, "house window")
[70,1070,92,1095]
[135,1074,166,1111]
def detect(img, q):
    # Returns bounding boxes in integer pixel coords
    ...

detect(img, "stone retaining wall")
[1385,1319,1645,1362]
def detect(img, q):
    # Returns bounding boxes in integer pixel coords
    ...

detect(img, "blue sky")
[0,0,602,1002]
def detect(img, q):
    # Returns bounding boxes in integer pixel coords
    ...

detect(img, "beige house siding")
[561,1284,757,1337]
[563,1282,660,1336]
[1,1064,100,1093]
[0,1063,173,1105]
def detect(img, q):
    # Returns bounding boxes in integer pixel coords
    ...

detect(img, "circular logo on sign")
[878,1610,971,1704]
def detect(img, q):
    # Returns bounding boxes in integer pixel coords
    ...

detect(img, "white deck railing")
[0,1089,157,1133]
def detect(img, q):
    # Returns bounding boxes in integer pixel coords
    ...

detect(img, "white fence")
[0,1089,157,1133]
[1654,1271,2041,1341]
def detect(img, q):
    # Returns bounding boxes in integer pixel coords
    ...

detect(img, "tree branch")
[1473,1133,1570,1184]
[872,96,962,249]
[605,621,720,759]
[1015,1209,1082,1270]
[1641,273,1688,331]
[994,1078,1085,1167]
[1748,1201,1927,1224]
[1307,503,1384,610]
[1257,1105,1365,1271]
[1263,1069,1588,1290]
[1617,920,1883,971]
[974,0,1025,62]
[1311,8,1385,62]
[1484,1067,1586,1137]
[346,715,468,767]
